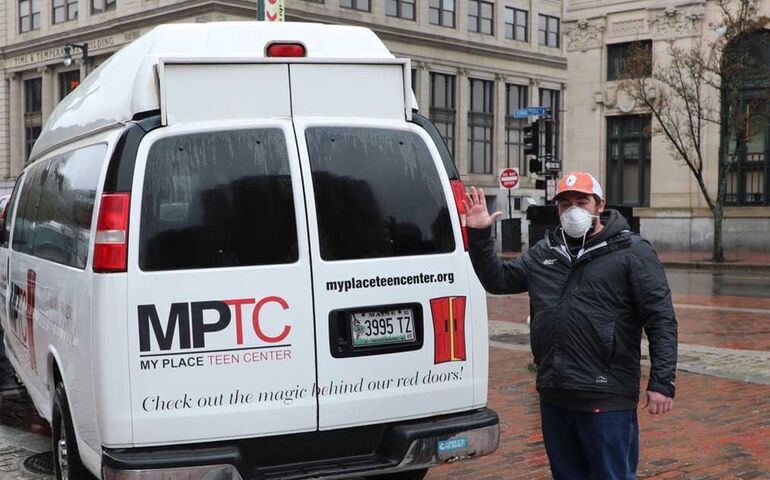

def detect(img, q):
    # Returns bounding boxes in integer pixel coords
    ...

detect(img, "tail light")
[266,43,307,58]
[94,193,130,273]
[450,180,468,251]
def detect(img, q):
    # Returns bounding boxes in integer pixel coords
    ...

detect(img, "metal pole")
[257,0,265,20]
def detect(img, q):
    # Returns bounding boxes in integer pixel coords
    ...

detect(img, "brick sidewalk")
[428,347,770,480]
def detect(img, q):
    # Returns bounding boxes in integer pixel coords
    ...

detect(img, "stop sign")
[499,167,520,190]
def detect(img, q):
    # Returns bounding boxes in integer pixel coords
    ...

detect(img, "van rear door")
[126,65,318,444]
[290,64,477,429]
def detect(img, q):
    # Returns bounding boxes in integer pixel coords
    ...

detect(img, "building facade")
[564,0,770,251]
[1,0,567,250]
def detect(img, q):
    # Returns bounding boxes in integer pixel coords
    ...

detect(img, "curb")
[501,252,770,272]
[661,261,770,272]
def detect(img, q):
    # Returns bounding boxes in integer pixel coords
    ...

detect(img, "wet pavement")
[0,266,768,479]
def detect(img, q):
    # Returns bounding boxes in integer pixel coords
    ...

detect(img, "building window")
[91,0,115,13]
[59,70,81,100]
[25,78,42,114]
[506,84,529,174]
[53,0,77,23]
[726,99,769,206]
[539,88,560,160]
[386,0,415,19]
[19,0,41,32]
[430,73,456,156]
[468,78,494,174]
[538,14,560,48]
[607,41,652,81]
[24,78,42,160]
[505,7,528,42]
[429,0,455,28]
[468,1,494,35]
[340,0,369,11]
[606,115,652,207]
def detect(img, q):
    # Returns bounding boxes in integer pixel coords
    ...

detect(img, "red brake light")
[450,180,468,251]
[266,43,307,58]
[94,192,130,273]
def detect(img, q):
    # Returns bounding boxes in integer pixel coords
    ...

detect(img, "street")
[1,268,769,479]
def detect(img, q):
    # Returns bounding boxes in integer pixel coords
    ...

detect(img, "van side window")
[32,144,105,268]
[12,164,46,254]
[1,175,25,248]
[306,127,455,261]
[139,129,298,271]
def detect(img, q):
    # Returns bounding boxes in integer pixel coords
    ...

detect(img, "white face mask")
[559,206,598,239]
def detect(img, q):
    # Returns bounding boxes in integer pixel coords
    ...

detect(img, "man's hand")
[643,391,674,415]
[463,186,503,229]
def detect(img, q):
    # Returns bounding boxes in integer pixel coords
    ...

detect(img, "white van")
[0,22,498,480]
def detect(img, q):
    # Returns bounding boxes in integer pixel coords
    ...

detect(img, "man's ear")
[596,197,606,214]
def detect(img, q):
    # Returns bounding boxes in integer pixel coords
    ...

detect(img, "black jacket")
[469,210,677,400]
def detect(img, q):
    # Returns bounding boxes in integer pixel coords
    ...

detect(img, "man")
[464,172,677,480]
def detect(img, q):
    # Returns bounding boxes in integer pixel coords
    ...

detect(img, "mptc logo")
[138,296,291,352]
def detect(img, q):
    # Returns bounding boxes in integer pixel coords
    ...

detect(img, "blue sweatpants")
[540,400,639,480]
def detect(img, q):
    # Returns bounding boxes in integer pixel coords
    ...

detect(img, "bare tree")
[620,0,769,262]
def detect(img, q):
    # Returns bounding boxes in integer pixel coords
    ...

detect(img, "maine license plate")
[351,308,415,347]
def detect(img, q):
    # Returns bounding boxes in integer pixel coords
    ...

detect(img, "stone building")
[1,0,568,250]
[564,0,770,251]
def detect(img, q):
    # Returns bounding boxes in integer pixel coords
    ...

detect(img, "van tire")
[366,468,429,480]
[52,382,89,480]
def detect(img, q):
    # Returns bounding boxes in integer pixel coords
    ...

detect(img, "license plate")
[351,308,415,347]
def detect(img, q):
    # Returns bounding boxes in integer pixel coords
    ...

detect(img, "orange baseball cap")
[554,172,604,200]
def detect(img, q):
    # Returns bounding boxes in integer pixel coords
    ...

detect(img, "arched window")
[724,29,770,206]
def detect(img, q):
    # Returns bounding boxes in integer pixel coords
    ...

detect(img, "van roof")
[30,22,396,162]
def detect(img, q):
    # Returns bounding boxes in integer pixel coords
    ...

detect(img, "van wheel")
[52,382,89,480]
[366,468,429,480]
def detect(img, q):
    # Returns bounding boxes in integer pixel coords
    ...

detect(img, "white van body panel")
[161,64,292,124]
[126,120,318,445]
[31,23,397,162]
[1,126,123,461]
[289,64,407,119]
[292,116,477,429]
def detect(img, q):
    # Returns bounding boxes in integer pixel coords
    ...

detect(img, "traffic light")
[523,121,540,156]
[544,118,553,158]
[529,157,543,175]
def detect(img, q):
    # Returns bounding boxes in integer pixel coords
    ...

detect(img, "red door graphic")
[430,296,467,364]
[26,270,36,371]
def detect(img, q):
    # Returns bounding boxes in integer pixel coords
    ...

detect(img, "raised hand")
[462,186,503,229]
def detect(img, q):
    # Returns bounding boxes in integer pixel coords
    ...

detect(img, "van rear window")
[305,127,454,261]
[139,129,298,271]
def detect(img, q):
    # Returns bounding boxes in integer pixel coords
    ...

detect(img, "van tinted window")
[305,127,454,261]
[32,144,105,268]
[2,175,24,248]
[12,164,46,254]
[139,129,298,271]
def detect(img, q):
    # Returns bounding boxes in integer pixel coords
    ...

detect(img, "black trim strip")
[103,113,162,193]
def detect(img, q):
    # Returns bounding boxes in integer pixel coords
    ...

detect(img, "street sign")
[527,106,549,116]
[499,167,520,190]
[258,0,284,21]
[513,109,530,119]
[545,161,561,171]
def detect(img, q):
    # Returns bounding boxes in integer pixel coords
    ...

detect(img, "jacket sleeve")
[468,226,530,295]
[628,239,678,398]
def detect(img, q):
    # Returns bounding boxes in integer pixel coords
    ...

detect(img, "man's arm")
[629,239,678,414]
[464,187,530,295]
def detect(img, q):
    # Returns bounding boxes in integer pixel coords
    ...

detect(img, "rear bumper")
[102,408,499,480]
